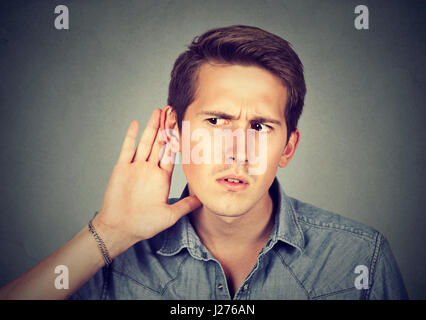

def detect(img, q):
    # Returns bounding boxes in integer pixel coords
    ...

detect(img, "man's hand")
[93,108,201,247]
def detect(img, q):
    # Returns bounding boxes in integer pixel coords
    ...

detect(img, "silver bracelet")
[88,219,112,266]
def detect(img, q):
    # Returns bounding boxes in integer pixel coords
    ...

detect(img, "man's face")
[179,62,295,217]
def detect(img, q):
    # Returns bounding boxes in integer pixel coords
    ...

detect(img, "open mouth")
[223,178,245,183]
[216,176,249,191]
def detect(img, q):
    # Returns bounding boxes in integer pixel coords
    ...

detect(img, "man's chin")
[202,201,252,218]
[213,210,247,218]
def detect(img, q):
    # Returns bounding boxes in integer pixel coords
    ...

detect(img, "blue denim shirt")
[70,178,408,300]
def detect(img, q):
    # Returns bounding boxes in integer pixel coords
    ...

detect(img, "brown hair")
[167,25,306,144]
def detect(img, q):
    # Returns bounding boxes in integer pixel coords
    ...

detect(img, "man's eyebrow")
[197,111,282,126]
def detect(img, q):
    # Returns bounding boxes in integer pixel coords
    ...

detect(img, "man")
[0,25,408,299]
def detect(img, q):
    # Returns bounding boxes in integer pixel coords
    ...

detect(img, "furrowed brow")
[250,116,282,126]
[197,111,235,120]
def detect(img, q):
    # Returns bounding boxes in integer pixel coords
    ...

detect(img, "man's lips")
[218,174,248,184]
[216,175,249,191]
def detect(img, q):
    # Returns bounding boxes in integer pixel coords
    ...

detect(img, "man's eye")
[207,118,228,125]
[251,122,271,133]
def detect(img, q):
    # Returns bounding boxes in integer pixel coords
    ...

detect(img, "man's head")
[161,25,306,218]
[167,25,306,145]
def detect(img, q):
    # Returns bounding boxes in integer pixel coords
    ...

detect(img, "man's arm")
[0,221,125,300]
[0,108,201,300]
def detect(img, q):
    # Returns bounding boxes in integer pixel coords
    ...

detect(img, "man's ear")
[160,106,180,153]
[278,129,300,168]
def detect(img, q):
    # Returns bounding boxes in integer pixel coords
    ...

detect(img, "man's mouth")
[224,178,244,183]
[216,175,249,191]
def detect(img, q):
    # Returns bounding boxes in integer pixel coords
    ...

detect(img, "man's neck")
[189,192,275,255]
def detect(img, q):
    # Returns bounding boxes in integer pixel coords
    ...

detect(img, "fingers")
[134,109,161,162]
[169,196,202,223]
[117,108,171,166]
[117,120,140,164]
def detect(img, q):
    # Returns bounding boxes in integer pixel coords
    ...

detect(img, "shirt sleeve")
[367,235,409,300]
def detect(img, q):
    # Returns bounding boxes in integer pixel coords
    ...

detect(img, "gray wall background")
[0,0,425,299]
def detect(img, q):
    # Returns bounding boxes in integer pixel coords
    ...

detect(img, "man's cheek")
[183,164,206,190]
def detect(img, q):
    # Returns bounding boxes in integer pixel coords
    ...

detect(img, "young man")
[0,25,408,300]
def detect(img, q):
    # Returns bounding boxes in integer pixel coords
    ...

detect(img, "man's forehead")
[192,62,288,119]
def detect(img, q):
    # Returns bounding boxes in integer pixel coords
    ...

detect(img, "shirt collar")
[156,177,305,259]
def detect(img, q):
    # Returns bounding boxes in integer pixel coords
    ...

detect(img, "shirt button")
[217,284,223,290]
[243,284,249,291]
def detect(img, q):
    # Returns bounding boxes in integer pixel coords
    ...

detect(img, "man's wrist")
[91,215,137,261]
[88,219,112,266]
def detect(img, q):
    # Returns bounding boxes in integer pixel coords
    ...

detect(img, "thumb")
[169,195,202,222]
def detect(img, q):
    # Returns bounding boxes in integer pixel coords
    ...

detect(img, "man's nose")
[224,127,248,165]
